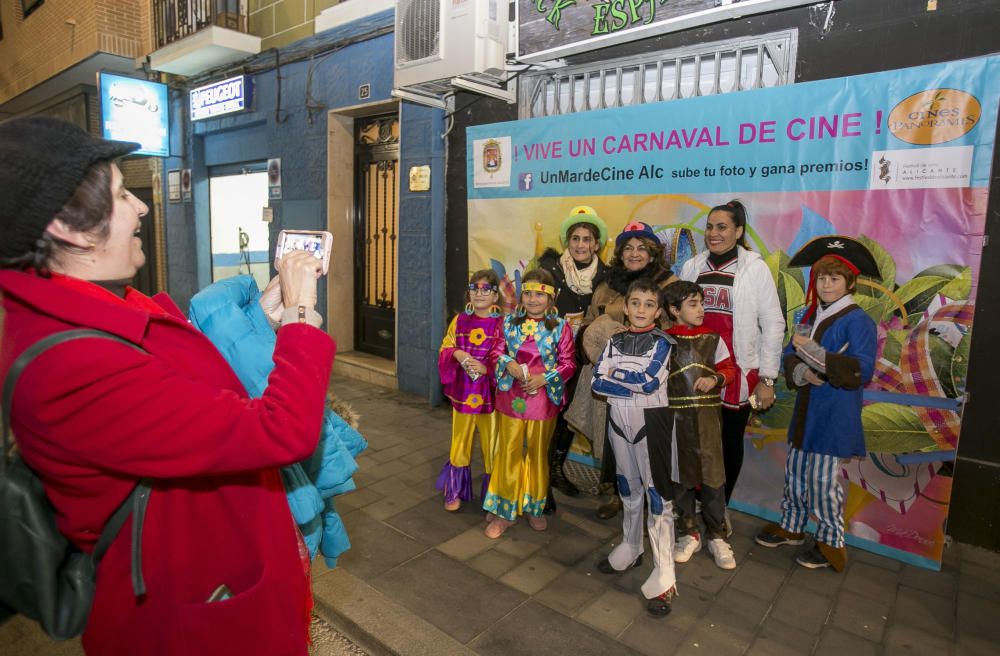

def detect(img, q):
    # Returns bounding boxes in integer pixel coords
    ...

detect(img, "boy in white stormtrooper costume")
[591,278,678,617]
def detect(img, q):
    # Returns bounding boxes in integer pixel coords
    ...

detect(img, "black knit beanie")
[0,117,140,260]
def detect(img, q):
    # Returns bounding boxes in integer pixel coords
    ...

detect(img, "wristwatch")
[760,377,775,387]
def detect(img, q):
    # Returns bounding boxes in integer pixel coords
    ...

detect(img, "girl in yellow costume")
[436,269,504,511]
[484,269,577,537]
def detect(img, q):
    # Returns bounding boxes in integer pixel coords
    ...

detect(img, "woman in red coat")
[0,117,331,655]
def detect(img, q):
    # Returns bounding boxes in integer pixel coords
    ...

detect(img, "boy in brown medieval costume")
[659,281,739,570]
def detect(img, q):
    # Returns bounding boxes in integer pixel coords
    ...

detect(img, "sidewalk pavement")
[314,375,1000,656]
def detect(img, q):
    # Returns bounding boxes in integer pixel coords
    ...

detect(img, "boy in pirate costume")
[661,281,739,571]
[755,236,878,571]
[591,278,677,617]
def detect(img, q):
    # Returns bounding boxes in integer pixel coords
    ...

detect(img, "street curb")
[312,566,476,656]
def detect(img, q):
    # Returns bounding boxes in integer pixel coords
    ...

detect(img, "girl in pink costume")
[483,268,576,537]
[436,269,504,511]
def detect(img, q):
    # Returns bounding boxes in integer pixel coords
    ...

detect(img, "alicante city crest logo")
[482,139,502,174]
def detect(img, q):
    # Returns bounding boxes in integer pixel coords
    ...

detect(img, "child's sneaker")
[444,498,461,512]
[755,523,805,548]
[646,585,676,618]
[795,544,831,569]
[707,538,736,570]
[674,533,702,563]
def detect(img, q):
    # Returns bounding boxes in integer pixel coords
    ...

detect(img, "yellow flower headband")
[522,281,555,296]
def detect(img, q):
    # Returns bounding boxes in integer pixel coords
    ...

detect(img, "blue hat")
[615,220,657,247]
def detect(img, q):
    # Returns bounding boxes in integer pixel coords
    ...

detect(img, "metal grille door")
[355,115,400,359]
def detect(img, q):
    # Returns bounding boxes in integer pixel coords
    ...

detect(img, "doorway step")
[332,351,397,391]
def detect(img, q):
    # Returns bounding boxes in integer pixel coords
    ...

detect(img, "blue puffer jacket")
[188,276,367,567]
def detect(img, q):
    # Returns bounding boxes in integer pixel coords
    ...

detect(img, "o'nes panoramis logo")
[888,88,981,145]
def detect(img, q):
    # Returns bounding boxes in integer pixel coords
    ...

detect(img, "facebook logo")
[518,172,533,191]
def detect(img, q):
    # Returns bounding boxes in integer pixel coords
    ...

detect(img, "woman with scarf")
[581,221,677,519]
[537,206,608,507]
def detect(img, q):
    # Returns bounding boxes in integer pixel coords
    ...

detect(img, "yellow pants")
[482,415,556,520]
[449,410,498,473]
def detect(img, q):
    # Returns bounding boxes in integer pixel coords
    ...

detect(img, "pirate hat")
[790,235,880,322]
[788,235,880,278]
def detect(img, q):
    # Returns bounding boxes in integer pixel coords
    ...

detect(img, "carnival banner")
[466,55,1000,569]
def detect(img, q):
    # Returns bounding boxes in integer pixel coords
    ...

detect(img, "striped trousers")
[779,447,846,548]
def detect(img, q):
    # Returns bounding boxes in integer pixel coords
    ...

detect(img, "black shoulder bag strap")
[2,328,153,596]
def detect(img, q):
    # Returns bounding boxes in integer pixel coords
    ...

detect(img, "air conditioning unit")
[394,0,509,92]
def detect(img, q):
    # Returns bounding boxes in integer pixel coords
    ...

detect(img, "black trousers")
[675,483,727,539]
[721,405,753,503]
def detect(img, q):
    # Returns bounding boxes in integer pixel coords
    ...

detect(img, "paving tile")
[842,561,900,604]
[959,561,1000,603]
[365,444,408,464]
[577,587,645,636]
[728,559,787,600]
[678,620,754,656]
[369,474,426,498]
[956,590,1000,645]
[746,635,812,656]
[850,546,905,572]
[814,626,879,656]
[544,522,604,566]
[662,583,714,633]
[385,496,483,546]
[893,584,956,637]
[558,508,619,540]
[534,569,608,617]
[619,612,688,656]
[334,486,383,512]
[469,600,642,656]
[830,588,891,642]
[337,512,427,580]
[396,458,444,488]
[493,535,544,559]
[753,617,816,655]
[674,547,737,594]
[370,550,527,644]
[701,587,769,635]
[499,554,567,595]
[466,548,521,579]
[899,564,958,599]
[362,458,411,481]
[771,585,834,634]
[786,562,844,598]
[884,623,953,656]
[960,544,1000,570]
[437,526,499,561]
[360,488,428,521]
[400,444,449,466]
[956,634,1000,656]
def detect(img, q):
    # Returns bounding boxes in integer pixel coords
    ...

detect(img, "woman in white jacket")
[680,201,785,511]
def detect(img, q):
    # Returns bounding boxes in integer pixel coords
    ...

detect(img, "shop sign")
[190,75,253,121]
[518,0,816,61]
[99,72,170,157]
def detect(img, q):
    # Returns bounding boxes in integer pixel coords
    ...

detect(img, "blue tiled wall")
[398,103,445,404]
[161,10,445,401]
